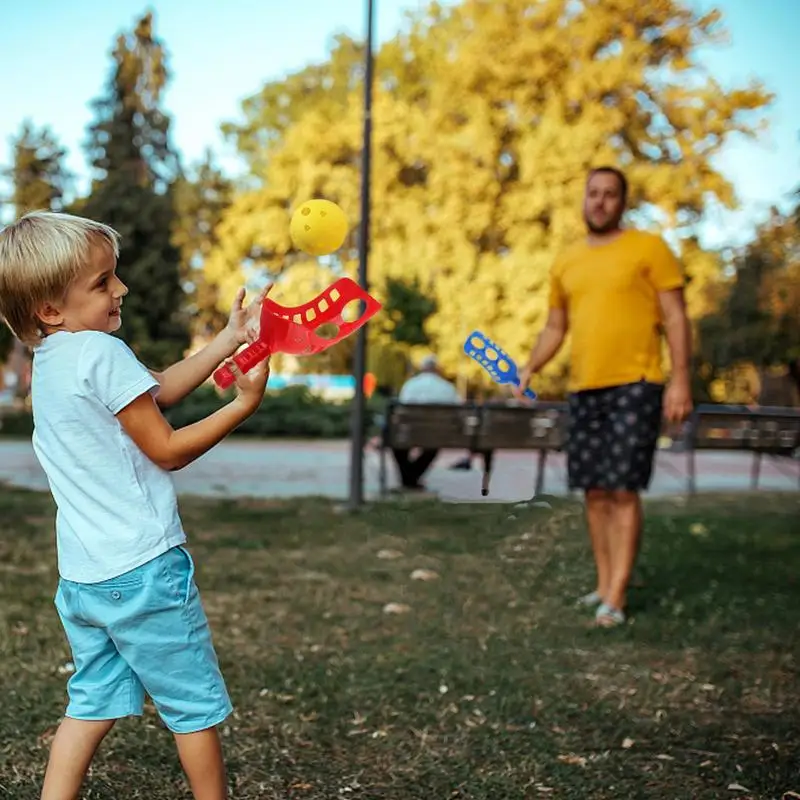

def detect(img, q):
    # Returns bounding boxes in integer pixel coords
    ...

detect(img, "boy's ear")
[35,301,65,329]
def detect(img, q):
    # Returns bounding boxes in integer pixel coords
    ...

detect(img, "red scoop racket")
[213,277,382,390]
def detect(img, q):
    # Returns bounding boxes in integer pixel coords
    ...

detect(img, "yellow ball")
[289,199,349,256]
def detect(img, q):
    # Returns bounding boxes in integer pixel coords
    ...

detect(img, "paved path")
[0,438,797,503]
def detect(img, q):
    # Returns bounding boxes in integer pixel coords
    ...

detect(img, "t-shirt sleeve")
[548,258,567,310]
[78,333,160,415]
[647,235,685,292]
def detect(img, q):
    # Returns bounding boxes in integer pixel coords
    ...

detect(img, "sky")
[0,0,798,250]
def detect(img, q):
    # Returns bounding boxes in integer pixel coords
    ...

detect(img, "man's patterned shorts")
[566,380,664,492]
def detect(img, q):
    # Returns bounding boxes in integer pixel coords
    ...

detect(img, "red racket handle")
[212,340,272,389]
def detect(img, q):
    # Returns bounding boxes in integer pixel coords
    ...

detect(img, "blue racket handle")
[513,379,536,401]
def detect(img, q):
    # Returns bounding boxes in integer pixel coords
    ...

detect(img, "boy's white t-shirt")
[31,330,186,583]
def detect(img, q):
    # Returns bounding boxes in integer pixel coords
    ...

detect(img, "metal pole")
[347,0,375,510]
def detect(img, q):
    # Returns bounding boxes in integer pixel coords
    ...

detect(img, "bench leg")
[379,446,386,496]
[534,449,547,496]
[687,447,696,495]
[751,452,762,490]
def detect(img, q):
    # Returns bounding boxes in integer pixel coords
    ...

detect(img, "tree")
[171,150,235,339]
[697,204,800,402]
[79,11,189,368]
[4,121,71,216]
[380,276,437,349]
[205,0,772,395]
[0,123,72,385]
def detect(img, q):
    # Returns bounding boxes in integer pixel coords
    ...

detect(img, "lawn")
[0,485,798,799]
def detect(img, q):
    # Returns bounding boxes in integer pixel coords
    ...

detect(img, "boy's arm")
[149,329,240,407]
[151,285,270,407]
[117,360,268,471]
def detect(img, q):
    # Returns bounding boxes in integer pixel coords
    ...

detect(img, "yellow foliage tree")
[207,0,772,396]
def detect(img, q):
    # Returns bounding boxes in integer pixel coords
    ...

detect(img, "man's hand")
[511,308,567,402]
[224,284,272,351]
[512,363,535,402]
[663,375,693,423]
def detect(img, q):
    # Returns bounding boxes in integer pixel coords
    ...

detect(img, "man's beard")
[585,213,621,234]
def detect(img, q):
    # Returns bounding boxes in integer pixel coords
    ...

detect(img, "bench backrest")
[382,400,800,455]
[474,402,567,450]
[383,402,482,449]
[688,404,800,456]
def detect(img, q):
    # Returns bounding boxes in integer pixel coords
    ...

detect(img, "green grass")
[0,485,798,799]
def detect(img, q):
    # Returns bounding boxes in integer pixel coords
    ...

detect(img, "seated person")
[391,355,459,490]
[391,356,492,490]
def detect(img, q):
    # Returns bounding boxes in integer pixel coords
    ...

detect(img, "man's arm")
[658,287,693,422]
[513,308,568,398]
[658,288,691,380]
[524,308,569,373]
[149,330,240,408]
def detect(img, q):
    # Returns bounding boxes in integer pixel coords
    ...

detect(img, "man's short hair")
[419,354,438,370]
[588,166,628,204]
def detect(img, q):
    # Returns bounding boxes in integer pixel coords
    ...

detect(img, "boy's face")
[38,240,128,336]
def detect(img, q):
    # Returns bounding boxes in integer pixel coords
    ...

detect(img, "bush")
[0,386,381,440]
[0,409,34,437]
[164,384,366,438]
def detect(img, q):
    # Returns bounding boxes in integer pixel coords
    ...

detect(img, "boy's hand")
[231,357,270,412]
[224,284,273,350]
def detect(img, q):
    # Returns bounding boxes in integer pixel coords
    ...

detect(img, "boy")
[0,210,269,800]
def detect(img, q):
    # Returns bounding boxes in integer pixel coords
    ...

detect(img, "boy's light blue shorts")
[54,545,232,734]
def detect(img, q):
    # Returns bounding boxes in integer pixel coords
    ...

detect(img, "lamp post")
[347,0,375,510]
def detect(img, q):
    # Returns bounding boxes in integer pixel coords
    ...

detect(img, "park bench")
[682,403,800,494]
[378,400,567,497]
[378,400,800,498]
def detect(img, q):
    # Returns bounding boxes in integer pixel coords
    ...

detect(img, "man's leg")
[565,388,610,605]
[595,381,663,624]
[603,490,642,612]
[391,448,416,487]
[407,448,439,486]
[584,489,614,601]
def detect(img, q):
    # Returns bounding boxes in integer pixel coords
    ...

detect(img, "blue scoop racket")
[463,330,537,401]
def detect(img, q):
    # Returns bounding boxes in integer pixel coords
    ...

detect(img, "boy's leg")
[174,727,228,800]
[45,581,146,799]
[107,547,233,797]
[40,718,115,800]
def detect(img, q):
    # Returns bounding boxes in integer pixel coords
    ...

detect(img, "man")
[391,355,461,490]
[515,166,693,627]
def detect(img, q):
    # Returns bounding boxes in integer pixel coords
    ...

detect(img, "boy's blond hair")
[0,210,121,346]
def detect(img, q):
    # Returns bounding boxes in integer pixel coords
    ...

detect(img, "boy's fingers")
[232,287,246,311]
[253,284,272,307]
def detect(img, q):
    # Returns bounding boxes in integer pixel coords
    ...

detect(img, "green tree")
[79,11,189,368]
[381,276,437,348]
[207,0,771,396]
[1,123,72,381]
[5,121,71,216]
[698,204,800,401]
[172,150,235,338]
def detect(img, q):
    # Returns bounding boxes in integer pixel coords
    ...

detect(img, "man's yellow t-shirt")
[549,229,685,392]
